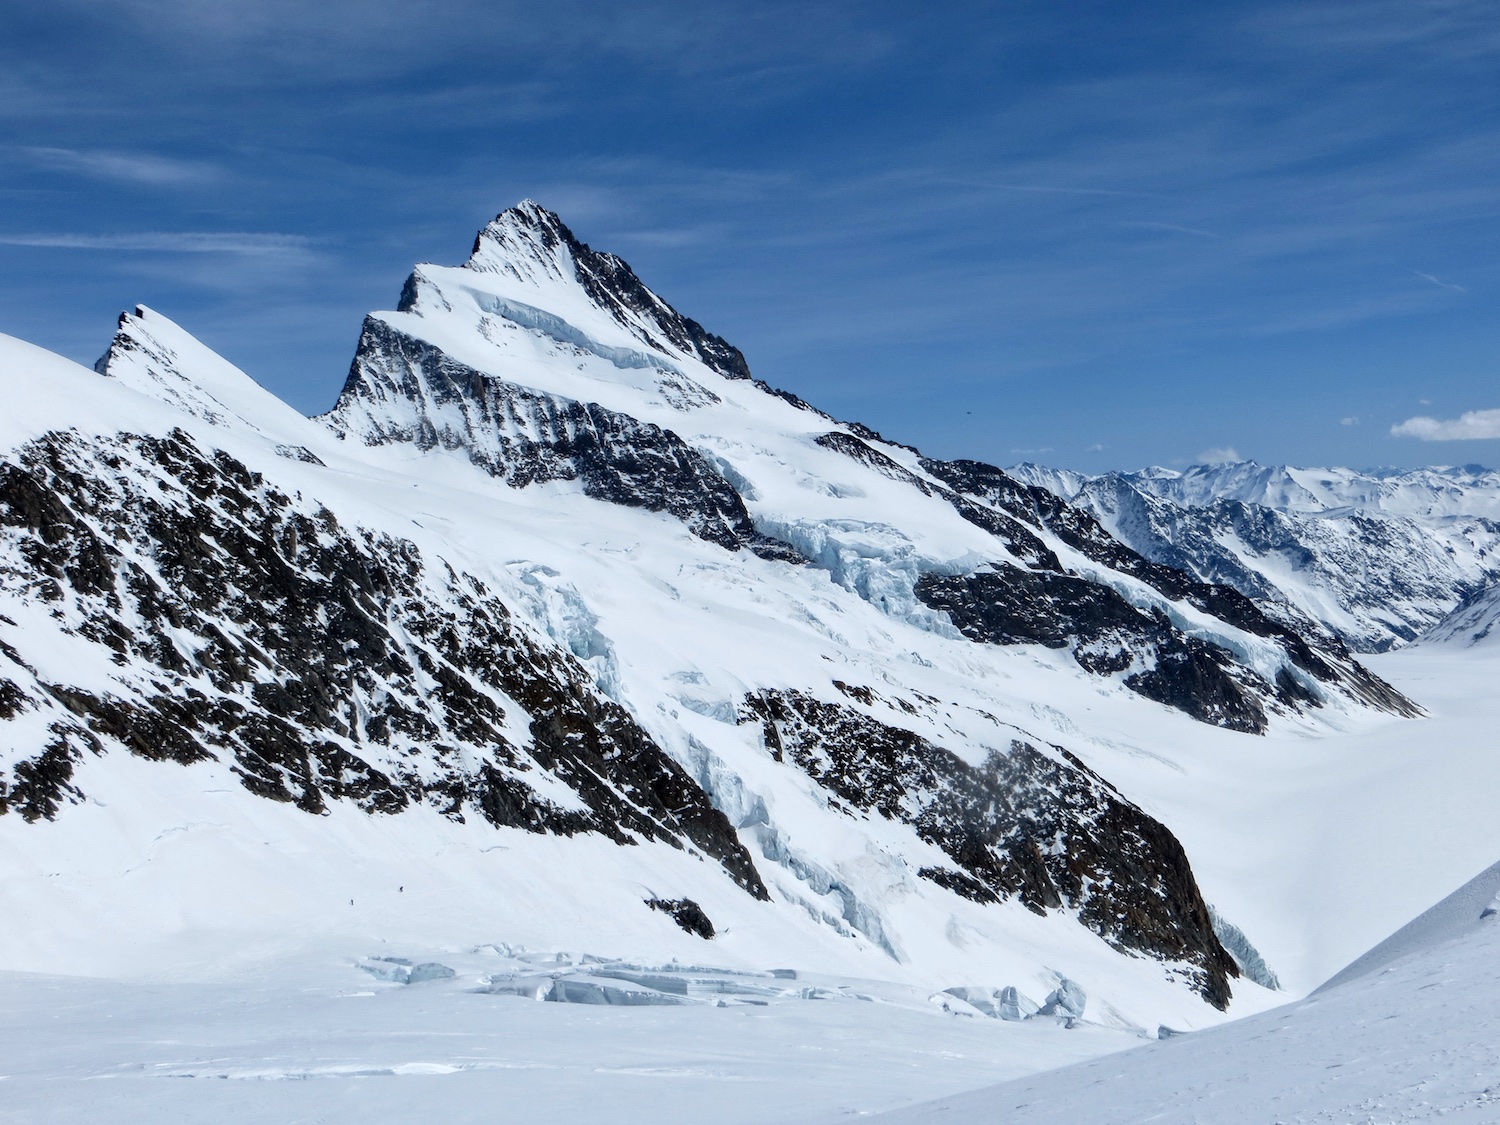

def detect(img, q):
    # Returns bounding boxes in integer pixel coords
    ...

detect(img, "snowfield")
[869,846,1500,1125]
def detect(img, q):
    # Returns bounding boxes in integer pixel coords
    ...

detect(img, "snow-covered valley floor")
[3,641,1498,1124]
[0,953,1128,1125]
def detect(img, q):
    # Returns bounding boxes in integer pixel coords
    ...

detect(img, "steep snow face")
[461,199,753,383]
[1419,583,1500,648]
[1014,461,1500,652]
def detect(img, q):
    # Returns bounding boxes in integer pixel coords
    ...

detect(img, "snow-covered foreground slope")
[0,953,1131,1125]
[1013,461,1500,652]
[865,848,1500,1124]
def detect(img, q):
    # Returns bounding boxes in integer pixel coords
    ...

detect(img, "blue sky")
[2,0,1497,471]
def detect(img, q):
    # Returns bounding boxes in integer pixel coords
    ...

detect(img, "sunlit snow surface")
[3,645,1498,1123]
[0,954,1124,1125]
[871,861,1500,1125]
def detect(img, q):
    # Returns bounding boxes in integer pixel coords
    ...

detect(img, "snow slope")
[1418,582,1500,648]
[0,953,1136,1125]
[1,640,1497,1124]
[864,846,1500,1125]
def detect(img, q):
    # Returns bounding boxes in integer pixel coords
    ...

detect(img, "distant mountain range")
[1009,461,1500,652]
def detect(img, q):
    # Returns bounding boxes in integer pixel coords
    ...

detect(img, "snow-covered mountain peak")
[319,204,1419,729]
[463,199,577,290]
[1109,459,1500,523]
[91,304,332,463]
[446,200,751,382]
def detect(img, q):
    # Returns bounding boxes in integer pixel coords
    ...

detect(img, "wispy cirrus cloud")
[1197,446,1241,463]
[13,146,221,185]
[1391,408,1500,440]
[1249,0,1500,59]
[0,231,311,254]
[1412,269,1465,292]
[1119,220,1221,239]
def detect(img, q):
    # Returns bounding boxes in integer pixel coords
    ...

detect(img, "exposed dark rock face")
[918,457,1419,720]
[814,432,933,492]
[916,567,1271,733]
[813,433,1063,574]
[1,733,88,824]
[474,202,753,382]
[0,426,767,899]
[327,318,801,563]
[741,688,1238,1008]
[795,433,1408,731]
[646,897,715,939]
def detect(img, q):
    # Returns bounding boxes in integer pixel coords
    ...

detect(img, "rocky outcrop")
[915,567,1273,733]
[326,317,801,562]
[918,457,1419,720]
[0,426,767,898]
[741,688,1238,1008]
